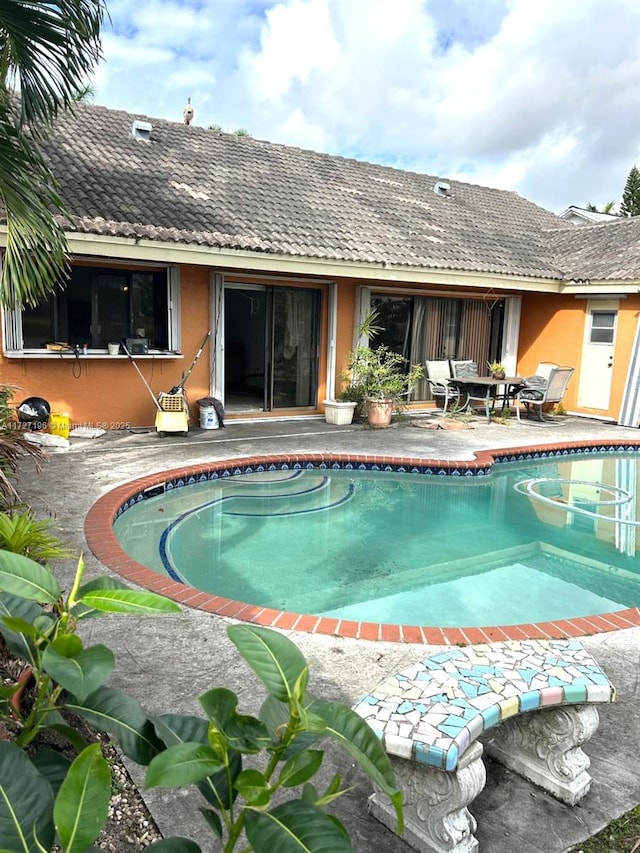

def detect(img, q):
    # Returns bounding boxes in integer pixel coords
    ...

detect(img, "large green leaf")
[66,686,162,764]
[199,688,271,754]
[54,743,111,853]
[31,747,72,798]
[308,699,403,832]
[151,713,210,747]
[227,624,307,704]
[278,750,324,788]
[145,742,224,789]
[0,590,43,662]
[0,549,60,602]
[150,713,241,809]
[73,575,133,620]
[78,588,181,614]
[244,799,353,852]
[0,741,55,852]
[43,639,114,701]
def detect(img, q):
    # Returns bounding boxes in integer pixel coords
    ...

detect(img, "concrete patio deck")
[15,411,640,852]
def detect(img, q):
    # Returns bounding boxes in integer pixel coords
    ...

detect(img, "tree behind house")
[620,165,640,217]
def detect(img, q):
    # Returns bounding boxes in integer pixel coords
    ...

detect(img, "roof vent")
[131,120,152,141]
[433,181,451,197]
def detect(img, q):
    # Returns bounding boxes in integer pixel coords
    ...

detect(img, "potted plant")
[488,360,506,380]
[322,397,358,425]
[339,312,424,428]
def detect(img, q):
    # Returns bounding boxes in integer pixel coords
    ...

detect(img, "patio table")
[450,375,523,423]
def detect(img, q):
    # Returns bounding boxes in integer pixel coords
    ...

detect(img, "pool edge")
[84,440,640,645]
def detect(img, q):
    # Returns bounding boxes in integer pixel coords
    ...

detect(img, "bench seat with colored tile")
[353,638,615,853]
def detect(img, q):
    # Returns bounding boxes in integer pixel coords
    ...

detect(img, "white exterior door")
[577,300,618,410]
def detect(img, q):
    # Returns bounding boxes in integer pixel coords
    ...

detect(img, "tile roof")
[38,102,640,282]
[548,216,640,281]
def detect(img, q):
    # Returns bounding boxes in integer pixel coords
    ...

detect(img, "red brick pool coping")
[84,440,640,645]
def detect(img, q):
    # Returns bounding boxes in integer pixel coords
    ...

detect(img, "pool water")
[113,454,640,627]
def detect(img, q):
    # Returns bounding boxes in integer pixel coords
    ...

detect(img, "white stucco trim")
[49,232,566,293]
[325,283,338,400]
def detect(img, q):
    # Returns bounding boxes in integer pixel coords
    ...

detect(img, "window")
[4,263,180,353]
[589,311,616,345]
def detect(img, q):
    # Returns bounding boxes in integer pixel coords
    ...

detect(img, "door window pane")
[272,288,319,408]
[590,312,616,344]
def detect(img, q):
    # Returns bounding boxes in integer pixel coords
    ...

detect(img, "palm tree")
[585,201,617,214]
[0,0,105,307]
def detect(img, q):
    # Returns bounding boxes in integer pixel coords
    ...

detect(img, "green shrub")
[0,552,402,852]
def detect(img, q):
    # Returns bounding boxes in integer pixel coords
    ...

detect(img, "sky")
[92,0,640,214]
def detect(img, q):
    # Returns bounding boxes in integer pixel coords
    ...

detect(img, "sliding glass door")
[224,284,321,412]
[371,294,504,400]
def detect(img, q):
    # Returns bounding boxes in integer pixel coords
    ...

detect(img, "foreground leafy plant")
[0,549,180,850]
[142,623,403,852]
[0,551,402,852]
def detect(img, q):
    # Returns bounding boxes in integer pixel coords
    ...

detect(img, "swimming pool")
[85,441,640,644]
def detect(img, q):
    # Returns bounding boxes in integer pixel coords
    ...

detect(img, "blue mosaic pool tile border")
[114,444,640,519]
[493,443,640,466]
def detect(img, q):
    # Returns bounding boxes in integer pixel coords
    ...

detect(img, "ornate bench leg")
[484,705,599,805]
[369,742,486,853]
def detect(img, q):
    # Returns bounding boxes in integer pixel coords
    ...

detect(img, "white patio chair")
[516,366,574,421]
[425,360,461,413]
[535,362,559,382]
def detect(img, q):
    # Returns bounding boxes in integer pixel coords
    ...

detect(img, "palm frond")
[0,429,44,507]
[0,100,69,305]
[0,0,105,129]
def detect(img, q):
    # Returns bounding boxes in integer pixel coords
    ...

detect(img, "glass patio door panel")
[224,284,320,412]
[369,293,503,403]
[271,288,319,408]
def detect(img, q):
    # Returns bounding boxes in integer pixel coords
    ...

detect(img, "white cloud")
[239,0,341,100]
[91,0,640,211]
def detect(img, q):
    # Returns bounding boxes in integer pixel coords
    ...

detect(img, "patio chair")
[535,362,558,382]
[450,360,479,380]
[450,360,495,421]
[425,360,462,412]
[515,366,574,421]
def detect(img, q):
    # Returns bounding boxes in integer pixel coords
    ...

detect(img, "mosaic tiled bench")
[353,639,615,853]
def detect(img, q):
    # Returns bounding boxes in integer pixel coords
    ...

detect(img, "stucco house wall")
[1,265,213,428]
[2,101,640,428]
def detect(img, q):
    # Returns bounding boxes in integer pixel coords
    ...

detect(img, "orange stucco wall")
[518,292,640,418]
[1,266,212,429]
[3,262,638,428]
[334,278,359,394]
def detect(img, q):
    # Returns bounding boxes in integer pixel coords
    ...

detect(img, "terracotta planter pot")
[366,398,394,428]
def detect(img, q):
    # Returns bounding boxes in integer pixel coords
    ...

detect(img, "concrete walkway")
[16,412,640,852]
